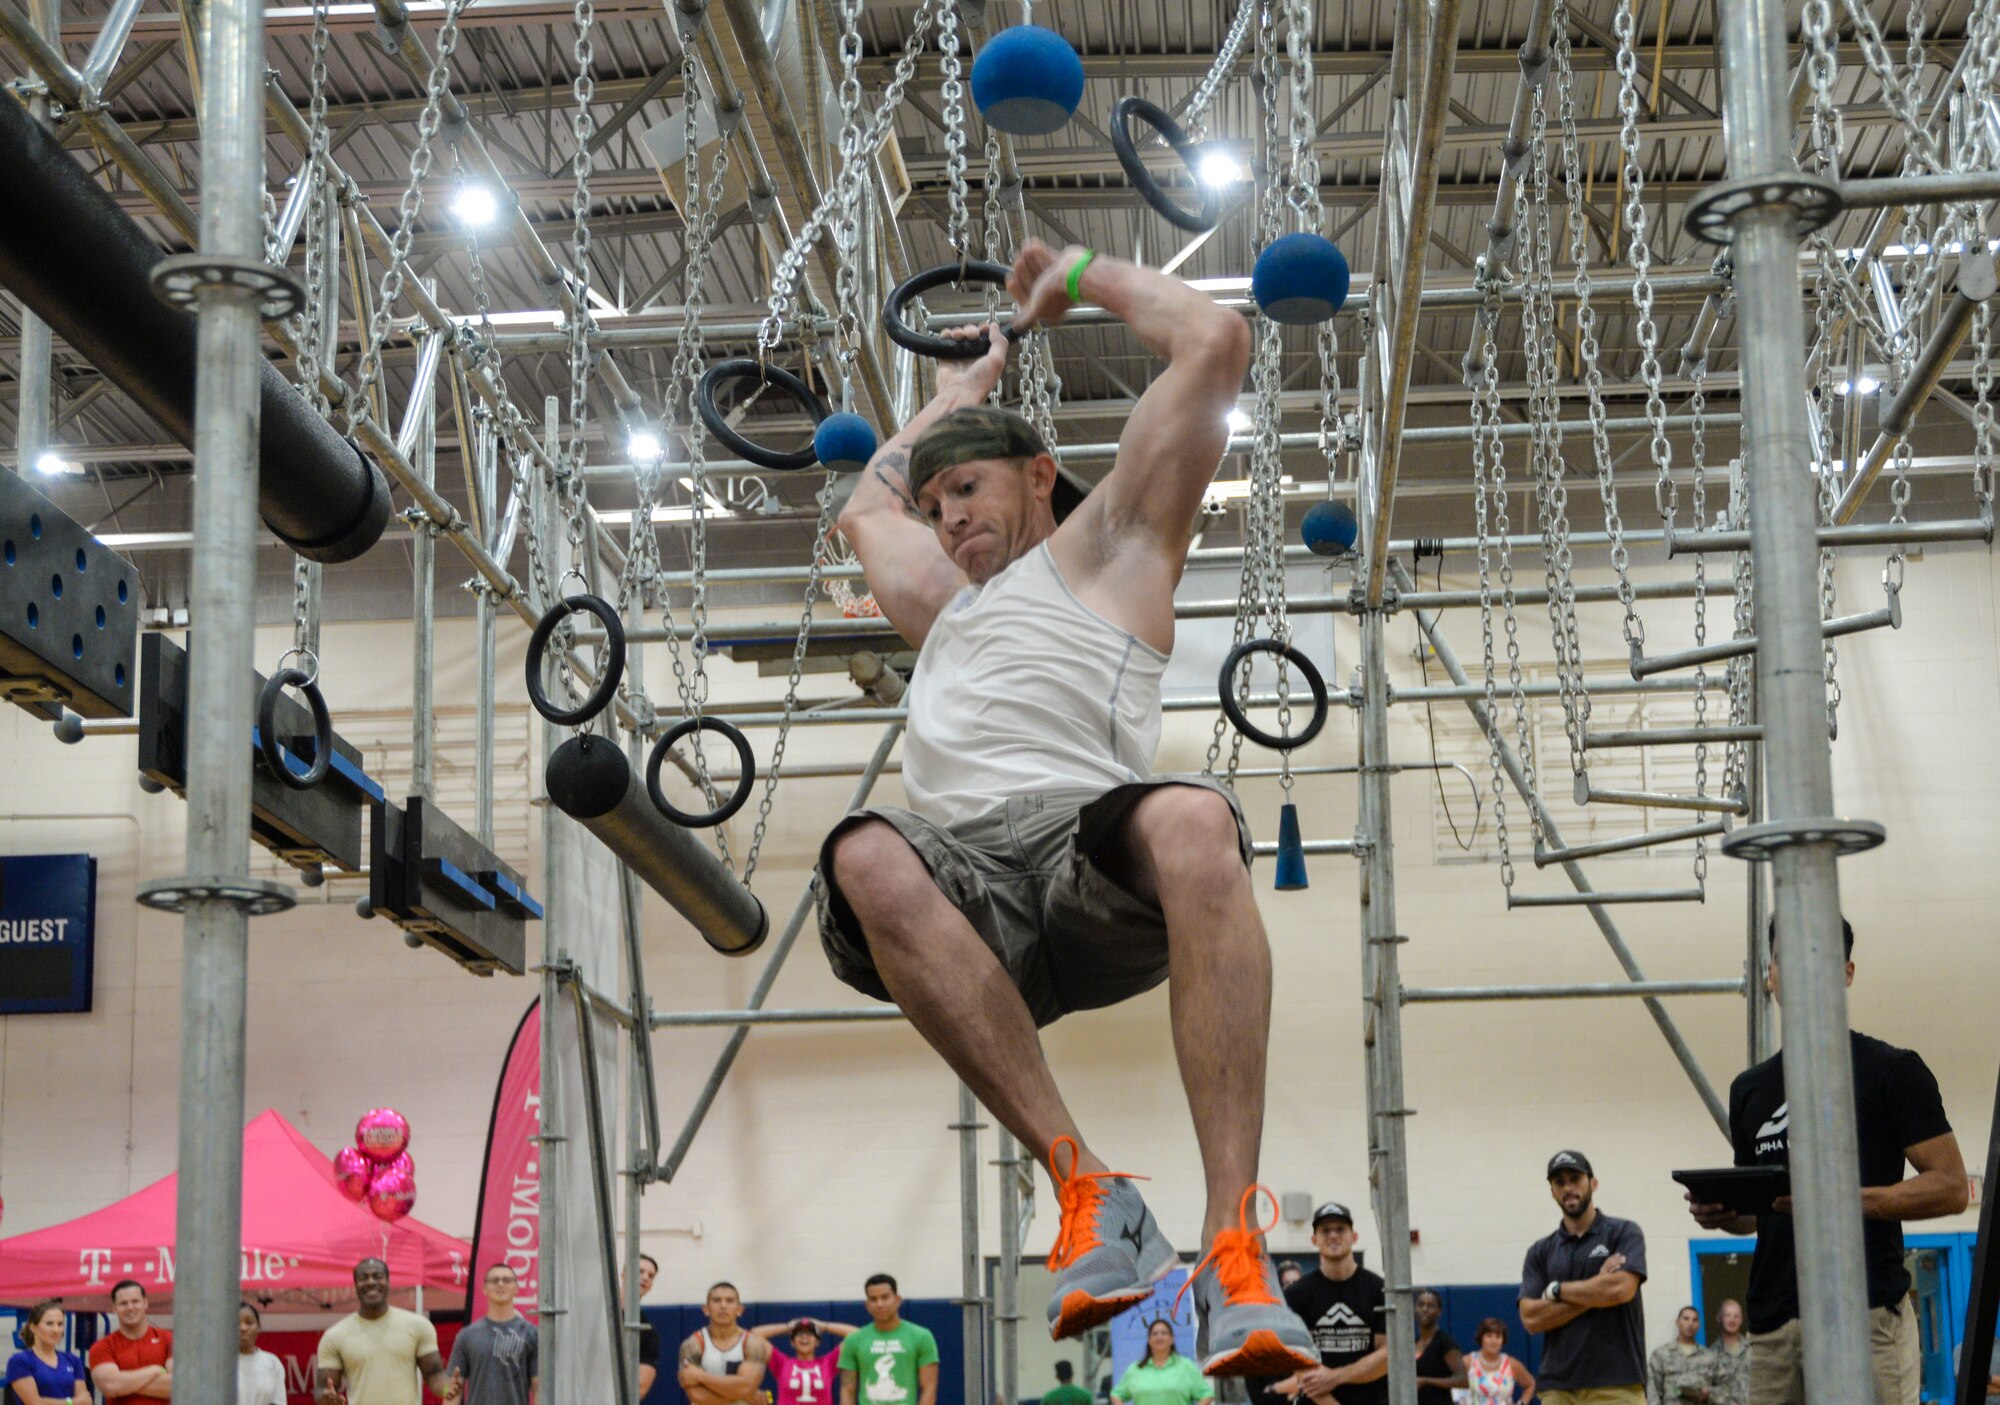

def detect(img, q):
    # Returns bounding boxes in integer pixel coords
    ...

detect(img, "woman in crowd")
[1465,1318,1535,1405]
[1111,1320,1211,1405]
[236,1302,285,1405]
[749,1316,858,1405]
[5,1302,89,1405]
[1412,1290,1465,1405]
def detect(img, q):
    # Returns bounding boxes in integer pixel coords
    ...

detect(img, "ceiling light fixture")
[451,185,499,228]
[1198,151,1244,188]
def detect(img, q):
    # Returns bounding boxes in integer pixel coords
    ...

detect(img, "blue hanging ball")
[1273,801,1309,892]
[1300,499,1360,557]
[971,26,1085,136]
[814,412,878,475]
[1252,232,1352,325]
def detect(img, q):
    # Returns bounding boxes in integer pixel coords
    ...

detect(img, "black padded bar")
[545,733,768,956]
[0,95,391,564]
[136,633,379,872]
[366,795,533,976]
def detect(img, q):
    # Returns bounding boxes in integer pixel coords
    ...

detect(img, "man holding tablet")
[1685,918,1967,1405]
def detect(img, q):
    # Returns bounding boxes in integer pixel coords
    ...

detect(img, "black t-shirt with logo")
[1730,1029,1953,1334]
[1518,1211,1648,1391]
[1260,1266,1387,1405]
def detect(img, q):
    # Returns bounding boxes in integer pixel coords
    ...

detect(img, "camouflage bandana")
[907,405,1048,504]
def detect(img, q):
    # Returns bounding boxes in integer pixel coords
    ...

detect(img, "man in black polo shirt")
[1260,1202,1387,1405]
[1686,918,1965,1405]
[1519,1151,1648,1405]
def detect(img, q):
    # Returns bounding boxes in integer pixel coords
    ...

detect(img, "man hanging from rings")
[819,239,1318,1377]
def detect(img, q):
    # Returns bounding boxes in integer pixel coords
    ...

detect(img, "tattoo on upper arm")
[871,452,927,523]
[747,1338,772,1363]
[681,1336,705,1366]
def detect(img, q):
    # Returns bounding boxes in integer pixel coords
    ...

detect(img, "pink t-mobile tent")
[0,1109,470,1311]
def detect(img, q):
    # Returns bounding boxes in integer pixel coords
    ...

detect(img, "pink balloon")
[378,1152,414,1182]
[367,1168,417,1223]
[333,1146,374,1202]
[355,1108,411,1163]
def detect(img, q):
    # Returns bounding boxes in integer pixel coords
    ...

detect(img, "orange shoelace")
[1045,1136,1147,1272]
[1176,1185,1282,1314]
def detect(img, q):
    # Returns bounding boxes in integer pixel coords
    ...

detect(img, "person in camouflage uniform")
[1706,1301,1750,1405]
[1648,1308,1715,1405]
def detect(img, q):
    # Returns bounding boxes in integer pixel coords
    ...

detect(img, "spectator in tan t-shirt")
[315,1258,457,1405]
[88,1281,171,1404]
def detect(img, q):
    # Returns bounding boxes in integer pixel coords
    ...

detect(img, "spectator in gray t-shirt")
[448,1264,539,1405]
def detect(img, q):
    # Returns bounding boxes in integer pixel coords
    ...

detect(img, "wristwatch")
[1544,1281,1563,1303]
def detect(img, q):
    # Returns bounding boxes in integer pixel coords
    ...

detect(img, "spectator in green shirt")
[1111,1321,1212,1405]
[838,1275,939,1405]
[1044,1361,1094,1405]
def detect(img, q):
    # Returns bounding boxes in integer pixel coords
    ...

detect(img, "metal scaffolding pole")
[12,0,58,479]
[1714,3,1874,1393]
[155,0,278,1393]
[995,1129,1027,1405]
[1357,603,1416,1405]
[956,1085,988,1405]
[410,325,438,803]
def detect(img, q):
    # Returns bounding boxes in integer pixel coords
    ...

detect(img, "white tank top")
[700,1329,746,1377]
[902,543,1167,827]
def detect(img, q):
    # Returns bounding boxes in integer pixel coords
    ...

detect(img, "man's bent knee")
[828,820,937,923]
[1129,787,1245,880]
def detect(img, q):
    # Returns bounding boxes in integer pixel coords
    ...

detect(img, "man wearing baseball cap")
[819,239,1316,1377]
[1519,1152,1648,1405]
[1257,1202,1387,1405]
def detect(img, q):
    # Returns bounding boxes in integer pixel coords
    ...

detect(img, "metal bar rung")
[1576,781,1750,815]
[1506,888,1706,907]
[1533,819,1728,866]
[1403,977,1745,1003]
[1630,598,1900,679]
[1584,726,1763,749]
[1250,839,1359,858]
[1666,515,1994,555]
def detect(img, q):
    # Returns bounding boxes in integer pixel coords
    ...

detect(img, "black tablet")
[1672,1165,1790,1216]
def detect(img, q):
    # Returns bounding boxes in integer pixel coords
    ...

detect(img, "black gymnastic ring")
[1110,95,1223,234]
[526,594,626,726]
[1217,639,1330,752]
[882,260,1019,359]
[695,359,831,472]
[257,668,333,791]
[646,716,757,828]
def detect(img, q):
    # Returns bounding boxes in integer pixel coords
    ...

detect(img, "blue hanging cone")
[1273,801,1309,891]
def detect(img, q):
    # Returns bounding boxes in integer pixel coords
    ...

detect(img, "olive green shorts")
[815,778,1252,1028]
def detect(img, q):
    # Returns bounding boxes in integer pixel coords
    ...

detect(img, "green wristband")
[1066,249,1096,304]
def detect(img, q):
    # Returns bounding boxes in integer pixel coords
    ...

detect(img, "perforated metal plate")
[0,473,139,719]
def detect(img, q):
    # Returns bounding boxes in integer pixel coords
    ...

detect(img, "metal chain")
[293,0,335,415]
[1471,296,1516,888]
[351,0,471,431]
[1518,63,1588,776]
[1839,0,1947,170]
[1975,303,1995,512]
[564,0,598,495]
[758,0,938,355]
[1183,0,1257,140]
[1204,1,1283,785]
[938,0,971,261]
[1557,11,1644,661]
[1281,0,1321,222]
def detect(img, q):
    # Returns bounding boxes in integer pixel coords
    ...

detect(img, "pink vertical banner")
[467,1000,542,1321]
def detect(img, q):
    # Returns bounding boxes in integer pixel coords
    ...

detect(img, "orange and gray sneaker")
[1044,1136,1177,1339]
[1180,1186,1318,1377]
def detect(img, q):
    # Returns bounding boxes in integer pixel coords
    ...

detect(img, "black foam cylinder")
[0,96,391,564]
[546,734,769,956]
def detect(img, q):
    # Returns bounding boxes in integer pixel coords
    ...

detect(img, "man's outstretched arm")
[835,329,1003,644]
[1013,241,1250,563]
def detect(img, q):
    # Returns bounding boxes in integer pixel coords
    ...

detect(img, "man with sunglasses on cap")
[1519,1151,1648,1405]
[821,240,1315,1377]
